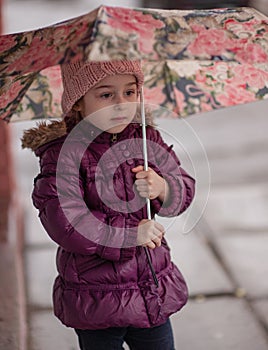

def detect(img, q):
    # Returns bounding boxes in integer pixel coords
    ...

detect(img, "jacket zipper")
[111,133,117,143]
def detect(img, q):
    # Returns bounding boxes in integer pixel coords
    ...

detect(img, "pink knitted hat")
[61,60,144,115]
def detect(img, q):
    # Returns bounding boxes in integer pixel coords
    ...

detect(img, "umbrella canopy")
[0,5,268,122]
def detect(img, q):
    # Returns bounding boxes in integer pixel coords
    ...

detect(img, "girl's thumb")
[131,165,144,173]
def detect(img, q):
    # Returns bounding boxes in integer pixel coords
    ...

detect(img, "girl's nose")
[113,94,126,109]
[113,103,123,111]
[115,93,125,104]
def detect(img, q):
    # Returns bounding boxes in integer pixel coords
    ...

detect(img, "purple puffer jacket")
[30,121,195,330]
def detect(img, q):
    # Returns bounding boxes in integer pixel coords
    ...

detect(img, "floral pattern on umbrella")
[0,5,268,122]
[143,60,268,117]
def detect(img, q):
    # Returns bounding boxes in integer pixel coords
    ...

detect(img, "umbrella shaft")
[140,87,152,221]
[140,87,158,287]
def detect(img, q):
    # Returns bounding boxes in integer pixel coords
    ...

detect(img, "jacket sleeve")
[32,143,136,261]
[147,128,195,217]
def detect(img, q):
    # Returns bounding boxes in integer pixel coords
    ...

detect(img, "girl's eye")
[125,90,136,96]
[100,93,113,99]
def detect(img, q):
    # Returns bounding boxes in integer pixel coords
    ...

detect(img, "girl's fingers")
[135,179,150,198]
[138,219,165,249]
[154,222,165,235]
[135,181,148,191]
[135,179,147,186]
[150,225,164,248]
[131,165,144,173]
[135,172,148,180]
[144,235,161,249]
[144,241,156,249]
[152,236,162,247]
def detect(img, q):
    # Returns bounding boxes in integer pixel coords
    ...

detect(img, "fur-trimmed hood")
[21,120,67,152]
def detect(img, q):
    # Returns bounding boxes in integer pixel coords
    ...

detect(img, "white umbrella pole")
[140,87,152,220]
[140,87,158,287]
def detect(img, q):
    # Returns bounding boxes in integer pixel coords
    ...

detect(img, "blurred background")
[143,0,249,9]
[1,1,268,350]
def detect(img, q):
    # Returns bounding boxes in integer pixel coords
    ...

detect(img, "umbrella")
[1,5,268,286]
[1,5,268,122]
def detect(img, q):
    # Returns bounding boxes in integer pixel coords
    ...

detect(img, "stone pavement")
[4,0,268,349]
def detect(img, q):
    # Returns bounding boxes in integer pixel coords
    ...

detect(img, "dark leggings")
[75,319,175,350]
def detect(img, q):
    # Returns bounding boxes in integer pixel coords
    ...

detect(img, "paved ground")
[4,0,268,349]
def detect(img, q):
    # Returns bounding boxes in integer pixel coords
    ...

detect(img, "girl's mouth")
[111,116,127,122]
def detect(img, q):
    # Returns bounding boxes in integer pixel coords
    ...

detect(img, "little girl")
[22,60,195,350]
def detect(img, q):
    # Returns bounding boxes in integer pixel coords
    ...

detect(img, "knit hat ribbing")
[61,60,144,115]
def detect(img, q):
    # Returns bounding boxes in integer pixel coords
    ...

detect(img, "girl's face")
[76,74,139,134]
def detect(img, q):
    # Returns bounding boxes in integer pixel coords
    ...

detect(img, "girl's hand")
[132,165,169,202]
[137,219,165,249]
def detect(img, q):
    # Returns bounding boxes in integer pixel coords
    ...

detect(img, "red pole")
[0,0,13,241]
